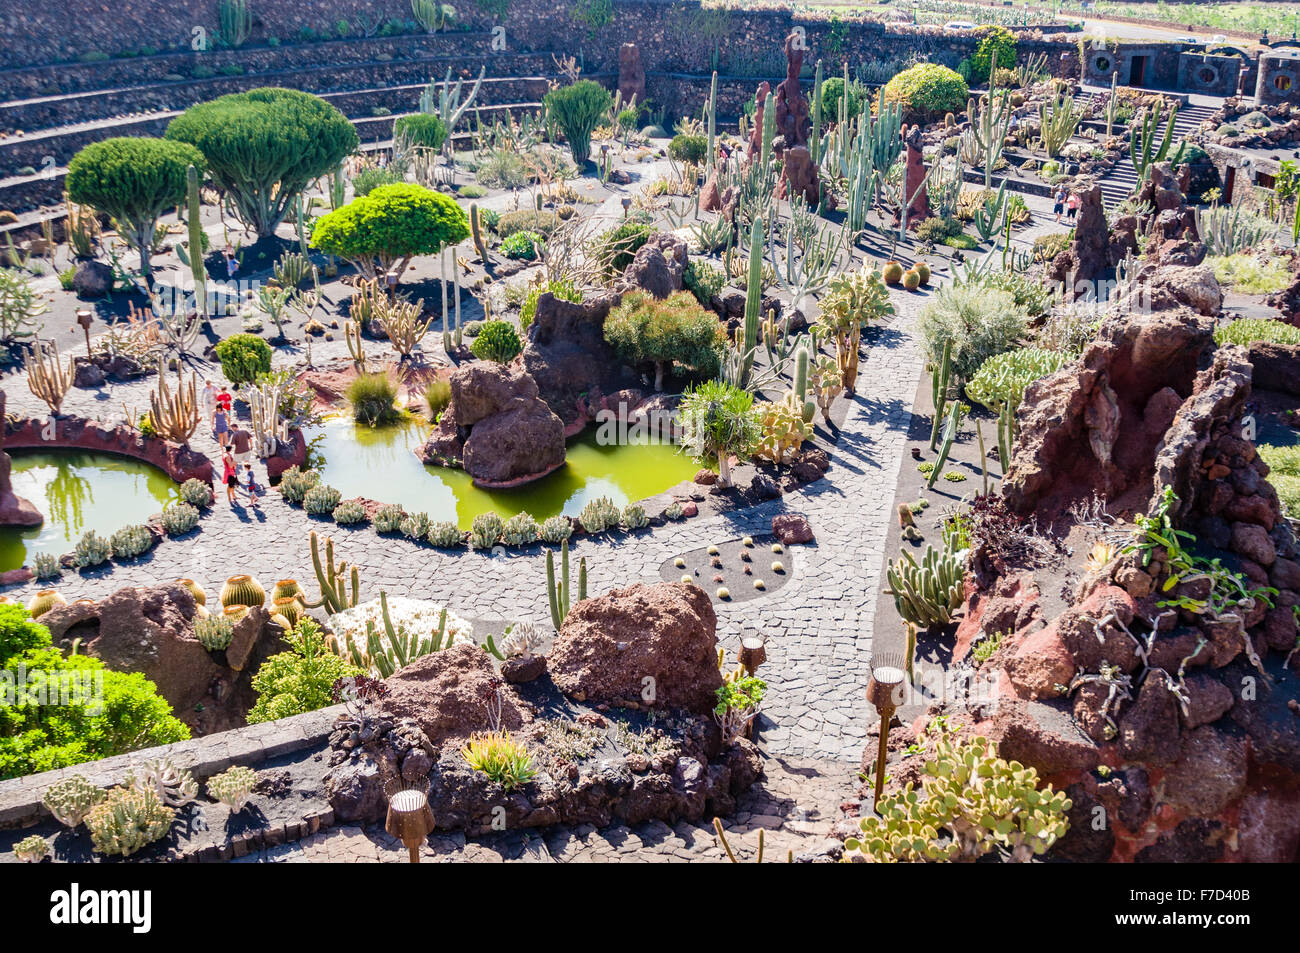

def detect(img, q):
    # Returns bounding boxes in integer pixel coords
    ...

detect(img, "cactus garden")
[0,2,1295,898]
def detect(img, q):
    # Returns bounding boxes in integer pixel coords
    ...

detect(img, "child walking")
[244,464,262,508]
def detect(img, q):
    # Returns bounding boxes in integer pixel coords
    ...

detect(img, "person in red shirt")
[222,450,239,505]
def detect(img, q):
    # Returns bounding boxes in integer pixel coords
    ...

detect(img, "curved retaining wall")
[4,416,214,485]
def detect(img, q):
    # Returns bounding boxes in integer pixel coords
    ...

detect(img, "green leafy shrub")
[393,112,448,151]
[668,133,708,164]
[544,79,612,164]
[458,183,488,198]
[969,26,1016,84]
[0,605,189,780]
[247,619,361,724]
[819,76,867,120]
[881,63,969,121]
[683,260,727,309]
[312,183,469,278]
[500,230,542,260]
[1032,230,1072,263]
[918,283,1028,380]
[1209,254,1291,295]
[469,320,523,363]
[474,149,531,189]
[215,333,272,386]
[604,289,722,390]
[166,88,358,237]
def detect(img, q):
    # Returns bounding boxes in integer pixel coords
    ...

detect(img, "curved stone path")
[1,267,929,861]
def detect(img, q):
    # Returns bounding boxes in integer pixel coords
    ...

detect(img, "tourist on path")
[1053,187,1067,223]
[1066,191,1080,223]
[201,379,218,420]
[244,464,262,508]
[213,404,230,450]
[222,451,239,505]
[230,423,253,467]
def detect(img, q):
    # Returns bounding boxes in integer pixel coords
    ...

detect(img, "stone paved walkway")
[1,263,929,860]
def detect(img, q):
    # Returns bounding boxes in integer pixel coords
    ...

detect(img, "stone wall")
[1257,50,1300,107]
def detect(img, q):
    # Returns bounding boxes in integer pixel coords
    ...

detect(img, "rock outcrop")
[0,390,42,527]
[521,291,622,427]
[549,582,722,714]
[418,362,565,485]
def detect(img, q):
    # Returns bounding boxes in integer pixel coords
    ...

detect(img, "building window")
[1275,73,1293,91]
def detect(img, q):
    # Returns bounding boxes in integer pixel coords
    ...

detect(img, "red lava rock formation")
[0,390,42,527]
[38,582,287,735]
[548,581,723,714]
[902,124,929,226]
[418,361,566,486]
[617,42,645,109]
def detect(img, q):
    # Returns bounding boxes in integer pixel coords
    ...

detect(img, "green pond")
[0,451,181,571]
[310,417,698,528]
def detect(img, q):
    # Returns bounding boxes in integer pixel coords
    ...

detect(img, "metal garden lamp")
[865,653,907,814]
[385,788,435,863]
[75,309,93,354]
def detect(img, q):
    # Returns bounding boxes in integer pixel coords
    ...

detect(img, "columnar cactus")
[885,543,966,629]
[304,530,361,615]
[546,539,587,631]
[42,775,106,828]
[185,164,206,317]
[206,765,258,812]
[85,786,175,858]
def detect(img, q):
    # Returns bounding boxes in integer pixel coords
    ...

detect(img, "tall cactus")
[26,340,74,415]
[706,70,718,173]
[966,71,1012,188]
[793,346,814,423]
[927,399,966,489]
[929,341,951,452]
[1104,71,1119,139]
[303,531,360,615]
[148,359,199,444]
[337,591,452,677]
[470,203,489,262]
[741,216,763,386]
[184,165,206,318]
[546,539,587,632]
[1130,100,1185,180]
[811,59,823,167]
[1038,88,1081,159]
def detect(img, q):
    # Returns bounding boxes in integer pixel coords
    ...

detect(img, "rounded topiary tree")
[215,333,273,386]
[819,76,866,121]
[311,183,469,281]
[668,133,708,165]
[165,87,358,239]
[543,79,613,165]
[393,113,449,152]
[603,290,722,391]
[65,137,205,281]
[881,64,969,122]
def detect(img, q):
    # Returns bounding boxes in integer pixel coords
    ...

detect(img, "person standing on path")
[222,450,239,505]
[201,379,218,422]
[244,464,262,508]
[230,423,253,468]
[1053,186,1067,224]
[213,404,230,450]
[1066,190,1080,224]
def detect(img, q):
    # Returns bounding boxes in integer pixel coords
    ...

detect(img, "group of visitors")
[201,379,263,509]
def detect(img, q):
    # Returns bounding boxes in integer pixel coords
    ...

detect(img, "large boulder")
[417,363,566,485]
[619,232,687,300]
[381,643,528,746]
[521,291,621,426]
[1003,306,1215,516]
[71,259,112,298]
[0,390,42,527]
[549,582,722,714]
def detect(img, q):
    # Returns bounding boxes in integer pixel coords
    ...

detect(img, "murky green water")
[0,452,181,571]
[310,417,698,528]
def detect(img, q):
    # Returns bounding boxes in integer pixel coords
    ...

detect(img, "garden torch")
[865,652,907,814]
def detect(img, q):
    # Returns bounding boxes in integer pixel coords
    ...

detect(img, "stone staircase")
[1093,101,1216,209]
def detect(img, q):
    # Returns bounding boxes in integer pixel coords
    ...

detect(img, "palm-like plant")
[817,265,895,392]
[679,379,762,487]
